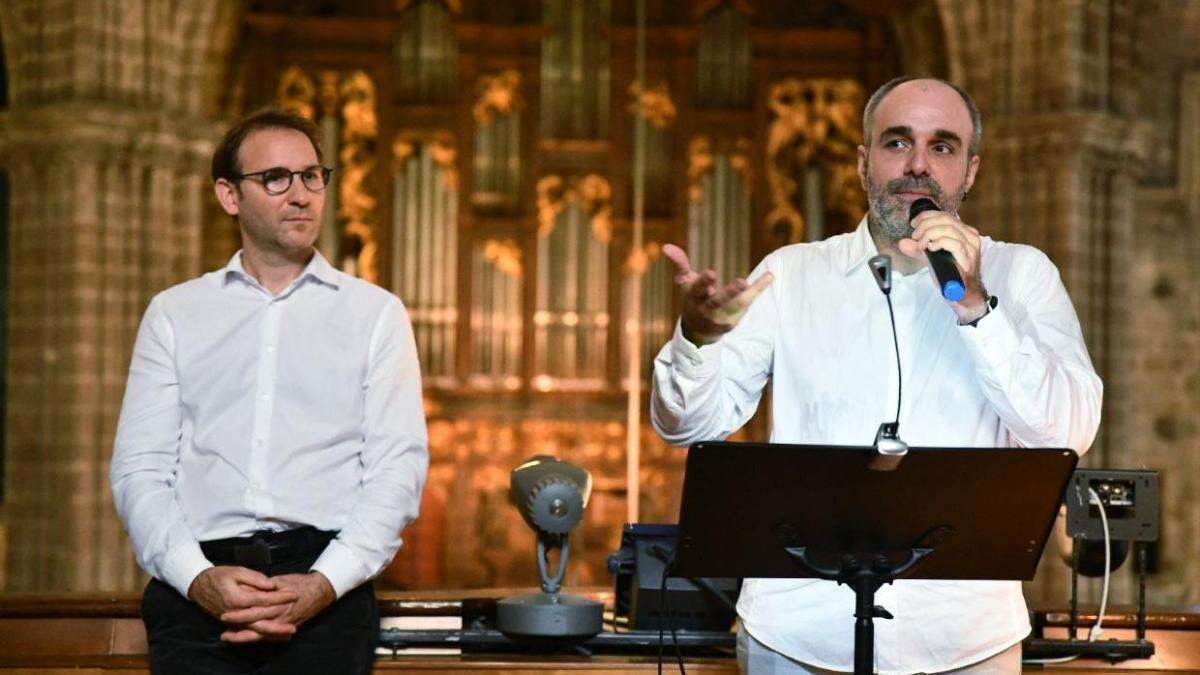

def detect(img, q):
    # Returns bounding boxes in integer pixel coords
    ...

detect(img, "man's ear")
[963,154,981,194]
[214,178,240,217]
[856,144,868,191]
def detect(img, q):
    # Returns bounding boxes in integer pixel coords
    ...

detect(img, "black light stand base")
[1023,638,1155,662]
[379,628,736,655]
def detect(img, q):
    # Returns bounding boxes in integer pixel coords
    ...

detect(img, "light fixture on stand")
[496,455,604,639]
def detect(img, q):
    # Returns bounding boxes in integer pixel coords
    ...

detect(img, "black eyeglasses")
[232,165,333,196]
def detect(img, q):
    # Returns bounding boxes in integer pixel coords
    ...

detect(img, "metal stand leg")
[1137,543,1147,641]
[1069,536,1080,641]
[849,558,895,675]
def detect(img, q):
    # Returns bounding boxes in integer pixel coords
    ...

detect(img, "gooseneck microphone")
[867,254,907,470]
[909,198,966,302]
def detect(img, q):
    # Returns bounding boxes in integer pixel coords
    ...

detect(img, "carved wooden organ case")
[240,0,898,589]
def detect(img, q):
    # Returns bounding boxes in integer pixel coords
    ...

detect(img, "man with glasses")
[111,109,429,674]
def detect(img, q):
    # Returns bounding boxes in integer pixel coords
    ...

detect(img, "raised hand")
[661,244,773,346]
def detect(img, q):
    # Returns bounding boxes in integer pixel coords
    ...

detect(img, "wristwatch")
[965,295,998,327]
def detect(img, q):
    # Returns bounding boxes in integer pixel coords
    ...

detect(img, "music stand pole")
[784,546,936,675]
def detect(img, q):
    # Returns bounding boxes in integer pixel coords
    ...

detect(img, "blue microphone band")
[942,279,965,302]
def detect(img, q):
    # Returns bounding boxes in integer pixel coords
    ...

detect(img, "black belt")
[200,526,337,568]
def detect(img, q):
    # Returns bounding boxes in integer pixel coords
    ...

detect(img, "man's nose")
[286,180,313,205]
[905,147,931,177]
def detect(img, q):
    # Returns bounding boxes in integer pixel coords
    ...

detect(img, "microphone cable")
[652,545,687,675]
[886,292,902,426]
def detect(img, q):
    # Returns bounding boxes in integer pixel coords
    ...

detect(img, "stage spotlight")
[496,455,604,639]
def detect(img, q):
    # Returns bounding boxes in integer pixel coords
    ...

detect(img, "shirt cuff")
[957,302,1023,374]
[309,538,372,599]
[669,321,721,379]
[161,540,214,598]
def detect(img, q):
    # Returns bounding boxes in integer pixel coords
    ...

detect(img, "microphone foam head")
[908,198,939,221]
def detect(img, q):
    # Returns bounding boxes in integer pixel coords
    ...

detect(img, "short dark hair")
[210,108,323,183]
[862,76,982,157]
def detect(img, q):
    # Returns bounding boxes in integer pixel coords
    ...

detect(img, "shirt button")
[266,345,276,354]
[260,393,270,401]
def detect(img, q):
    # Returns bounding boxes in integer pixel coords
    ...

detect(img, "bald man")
[651,77,1101,673]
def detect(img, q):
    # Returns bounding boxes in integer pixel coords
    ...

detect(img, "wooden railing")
[1,592,1197,673]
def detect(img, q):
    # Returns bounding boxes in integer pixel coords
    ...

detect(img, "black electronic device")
[1060,468,1159,648]
[1066,469,1159,543]
[607,523,738,632]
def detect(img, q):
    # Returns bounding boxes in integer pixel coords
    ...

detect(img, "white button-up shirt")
[651,219,1101,673]
[111,251,429,599]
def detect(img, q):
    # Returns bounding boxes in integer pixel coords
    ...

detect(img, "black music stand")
[672,441,1078,675]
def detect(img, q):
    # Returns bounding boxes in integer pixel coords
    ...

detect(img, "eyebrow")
[932,129,963,146]
[242,164,323,174]
[879,125,963,146]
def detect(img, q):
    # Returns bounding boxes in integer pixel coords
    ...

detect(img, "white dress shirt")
[651,219,1102,673]
[111,251,429,599]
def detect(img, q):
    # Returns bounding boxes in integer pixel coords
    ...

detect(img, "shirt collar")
[222,249,341,290]
[301,250,341,288]
[841,216,880,276]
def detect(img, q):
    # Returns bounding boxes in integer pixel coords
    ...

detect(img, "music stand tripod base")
[785,546,935,675]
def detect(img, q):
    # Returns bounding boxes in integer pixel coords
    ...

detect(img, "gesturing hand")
[188,566,299,642]
[662,244,774,347]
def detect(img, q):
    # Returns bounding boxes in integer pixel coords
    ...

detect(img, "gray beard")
[865,173,966,244]
[867,190,912,242]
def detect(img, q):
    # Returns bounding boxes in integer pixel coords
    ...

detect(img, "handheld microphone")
[909,198,966,302]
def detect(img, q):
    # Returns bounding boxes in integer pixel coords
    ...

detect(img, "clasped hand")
[662,244,774,346]
[188,566,336,643]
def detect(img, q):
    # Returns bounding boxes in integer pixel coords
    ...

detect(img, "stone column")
[930,0,1147,604]
[937,0,1144,466]
[0,0,241,591]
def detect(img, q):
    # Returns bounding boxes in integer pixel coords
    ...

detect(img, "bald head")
[863,77,982,157]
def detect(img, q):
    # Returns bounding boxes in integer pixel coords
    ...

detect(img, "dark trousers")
[140,552,378,675]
